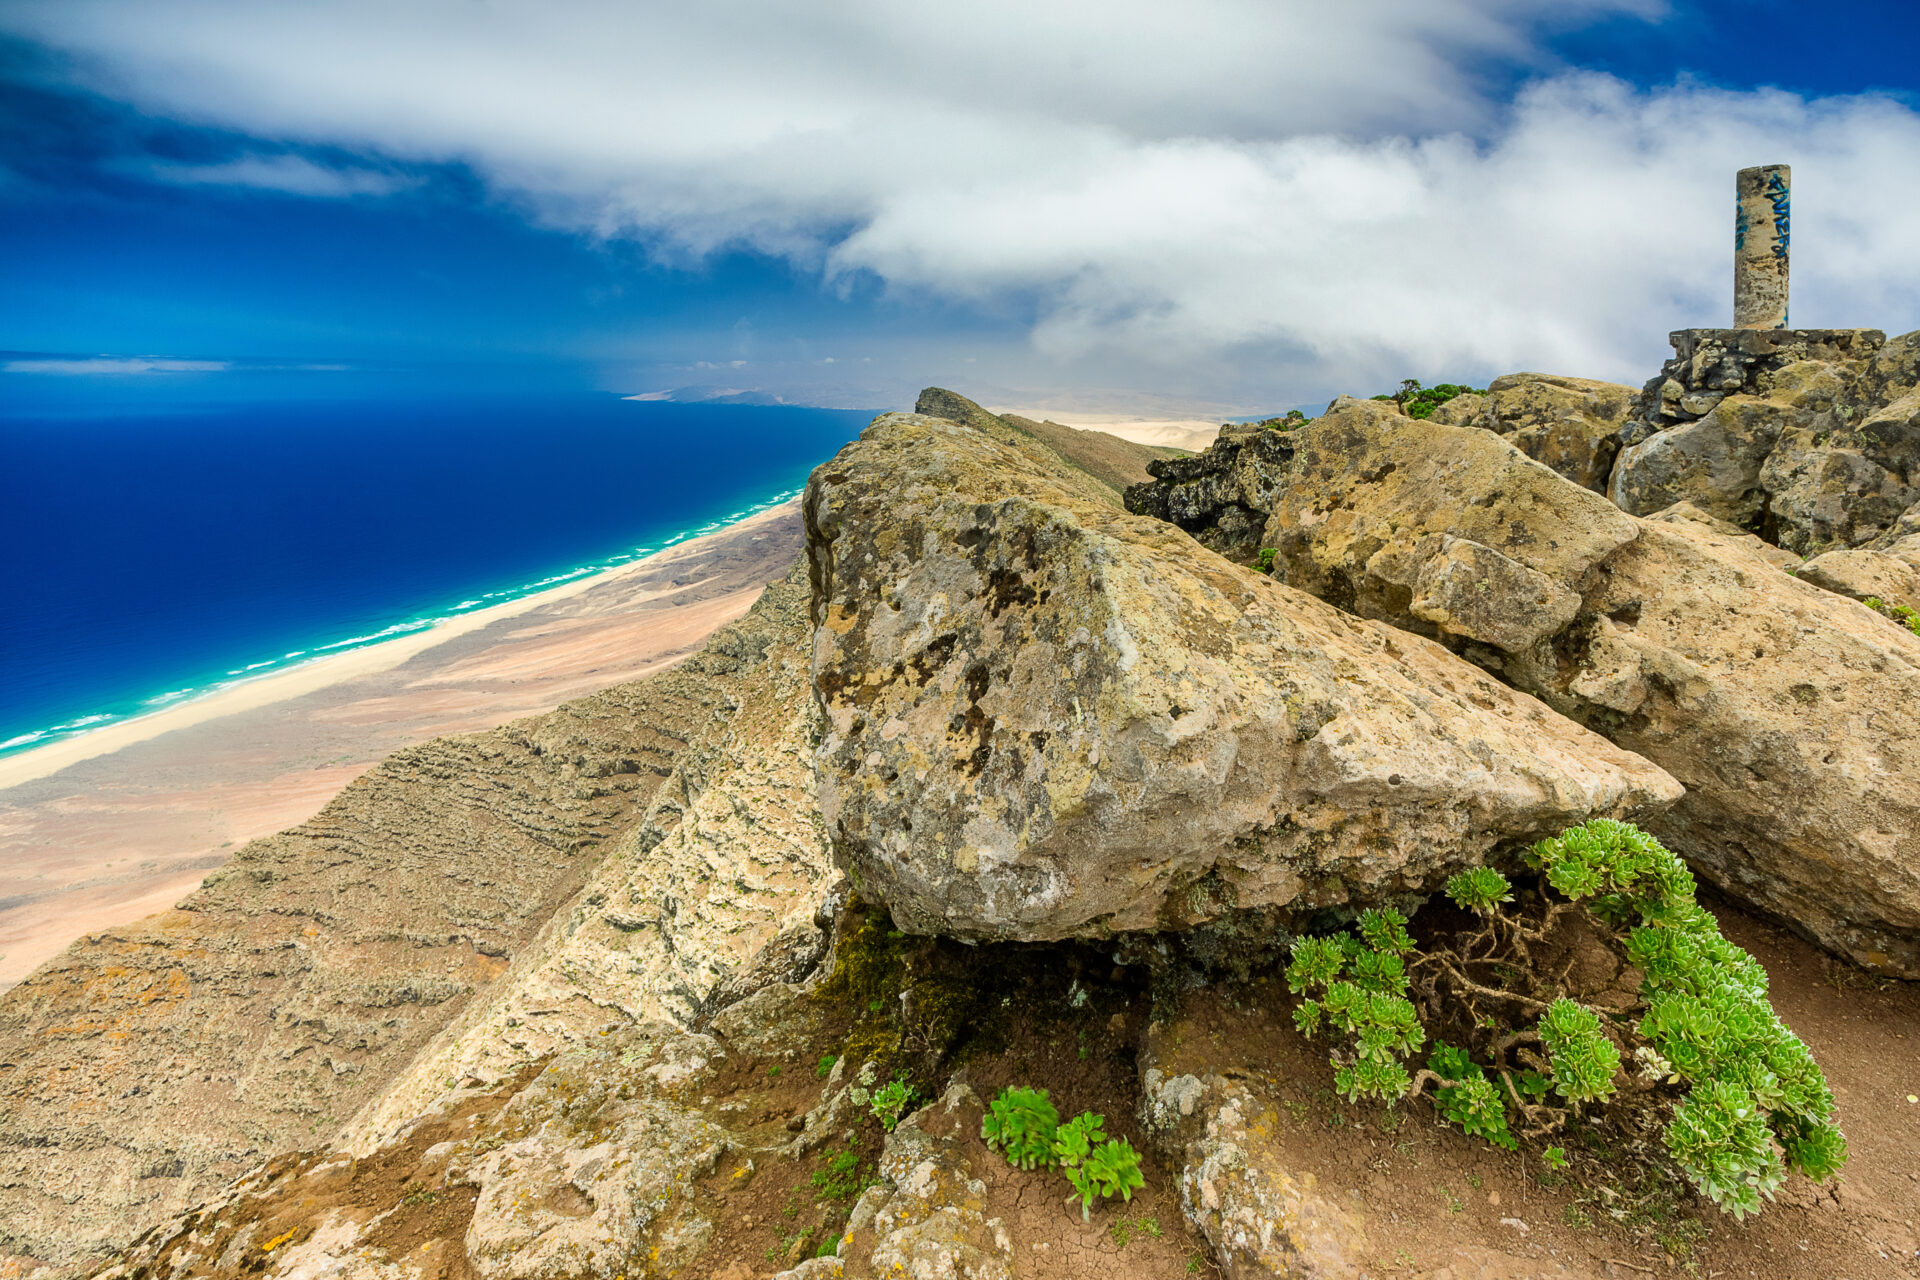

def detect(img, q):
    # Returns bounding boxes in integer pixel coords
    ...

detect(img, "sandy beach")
[0,501,806,991]
[992,407,1221,453]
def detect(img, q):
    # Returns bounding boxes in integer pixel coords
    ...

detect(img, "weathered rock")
[1609,328,1920,554]
[818,1083,1013,1280]
[1138,1001,1364,1279]
[1266,396,1642,624]
[1759,431,1917,554]
[84,1021,773,1280]
[1644,500,1803,571]
[463,1031,733,1280]
[1258,398,1920,974]
[807,410,1679,944]
[1425,391,1486,426]
[1798,546,1920,614]
[346,566,831,1143]
[1123,422,1299,562]
[0,586,796,1267]
[915,387,1177,502]
[1479,373,1635,492]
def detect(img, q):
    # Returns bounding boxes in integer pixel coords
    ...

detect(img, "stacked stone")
[1616,327,1886,449]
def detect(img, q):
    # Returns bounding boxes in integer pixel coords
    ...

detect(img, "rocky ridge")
[3,363,1918,1280]
[0,575,802,1268]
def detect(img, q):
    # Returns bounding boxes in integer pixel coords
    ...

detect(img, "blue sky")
[3,1,1918,414]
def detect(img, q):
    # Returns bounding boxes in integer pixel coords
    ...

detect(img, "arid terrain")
[4,344,1920,1280]
[0,503,804,991]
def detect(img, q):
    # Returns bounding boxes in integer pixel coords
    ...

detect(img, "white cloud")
[7,0,1918,396]
[144,153,413,197]
[4,357,231,375]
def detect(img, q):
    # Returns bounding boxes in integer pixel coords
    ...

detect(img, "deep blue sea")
[0,393,876,758]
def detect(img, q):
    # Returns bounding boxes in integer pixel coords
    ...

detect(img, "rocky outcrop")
[1138,997,1364,1279]
[0,570,807,1270]
[806,410,1679,944]
[1610,328,1920,554]
[787,1082,1015,1280]
[1122,423,1299,562]
[1474,373,1636,492]
[1259,397,1920,974]
[346,565,830,1144]
[914,387,1179,501]
[83,1021,779,1280]
[1798,542,1920,615]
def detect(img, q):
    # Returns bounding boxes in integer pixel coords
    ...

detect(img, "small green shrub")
[1251,547,1277,575]
[1286,820,1845,1219]
[816,1053,838,1079]
[1370,379,1487,419]
[1066,1135,1146,1220]
[1288,907,1426,1102]
[981,1087,1147,1219]
[1862,595,1920,638]
[869,1076,917,1132]
[982,1086,1059,1170]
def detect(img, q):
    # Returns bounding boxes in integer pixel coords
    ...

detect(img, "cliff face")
[0,578,799,1266]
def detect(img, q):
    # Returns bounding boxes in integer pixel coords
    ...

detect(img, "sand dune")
[0,502,806,991]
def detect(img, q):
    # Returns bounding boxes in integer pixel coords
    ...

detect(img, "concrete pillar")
[1735,164,1790,329]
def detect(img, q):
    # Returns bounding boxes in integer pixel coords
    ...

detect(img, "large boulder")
[1123,422,1299,563]
[1476,372,1635,492]
[1260,398,1920,974]
[804,411,1678,944]
[1609,327,1920,554]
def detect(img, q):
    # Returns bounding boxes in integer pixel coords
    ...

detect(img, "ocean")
[1,393,877,758]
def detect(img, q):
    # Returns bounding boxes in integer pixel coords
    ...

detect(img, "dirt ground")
[690,936,1214,1278]
[1160,892,1918,1280]
[57,889,1917,1280]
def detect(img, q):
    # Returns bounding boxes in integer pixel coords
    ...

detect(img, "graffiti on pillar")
[1765,169,1790,260]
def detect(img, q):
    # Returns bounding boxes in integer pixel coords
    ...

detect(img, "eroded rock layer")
[0,570,803,1268]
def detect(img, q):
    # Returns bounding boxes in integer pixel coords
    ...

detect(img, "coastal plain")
[0,502,805,991]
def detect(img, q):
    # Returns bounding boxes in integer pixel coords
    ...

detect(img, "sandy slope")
[0,502,805,992]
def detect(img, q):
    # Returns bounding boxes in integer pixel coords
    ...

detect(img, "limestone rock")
[1759,432,1916,555]
[820,1083,1013,1280]
[807,410,1679,944]
[1255,399,1920,974]
[1480,373,1635,492]
[1643,501,1802,571]
[1425,391,1485,427]
[1798,547,1920,615]
[463,1032,732,1280]
[1266,396,1641,628]
[83,1022,769,1280]
[915,387,1177,502]
[1138,1003,1364,1279]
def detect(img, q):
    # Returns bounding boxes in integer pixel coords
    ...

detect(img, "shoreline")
[0,498,802,793]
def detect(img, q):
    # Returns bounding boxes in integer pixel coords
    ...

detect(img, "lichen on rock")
[806,408,1679,944]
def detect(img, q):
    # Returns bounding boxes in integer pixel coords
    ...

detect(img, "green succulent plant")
[1287,820,1844,1219]
[982,1086,1060,1170]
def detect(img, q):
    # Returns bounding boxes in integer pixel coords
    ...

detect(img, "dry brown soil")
[1166,893,1919,1280]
